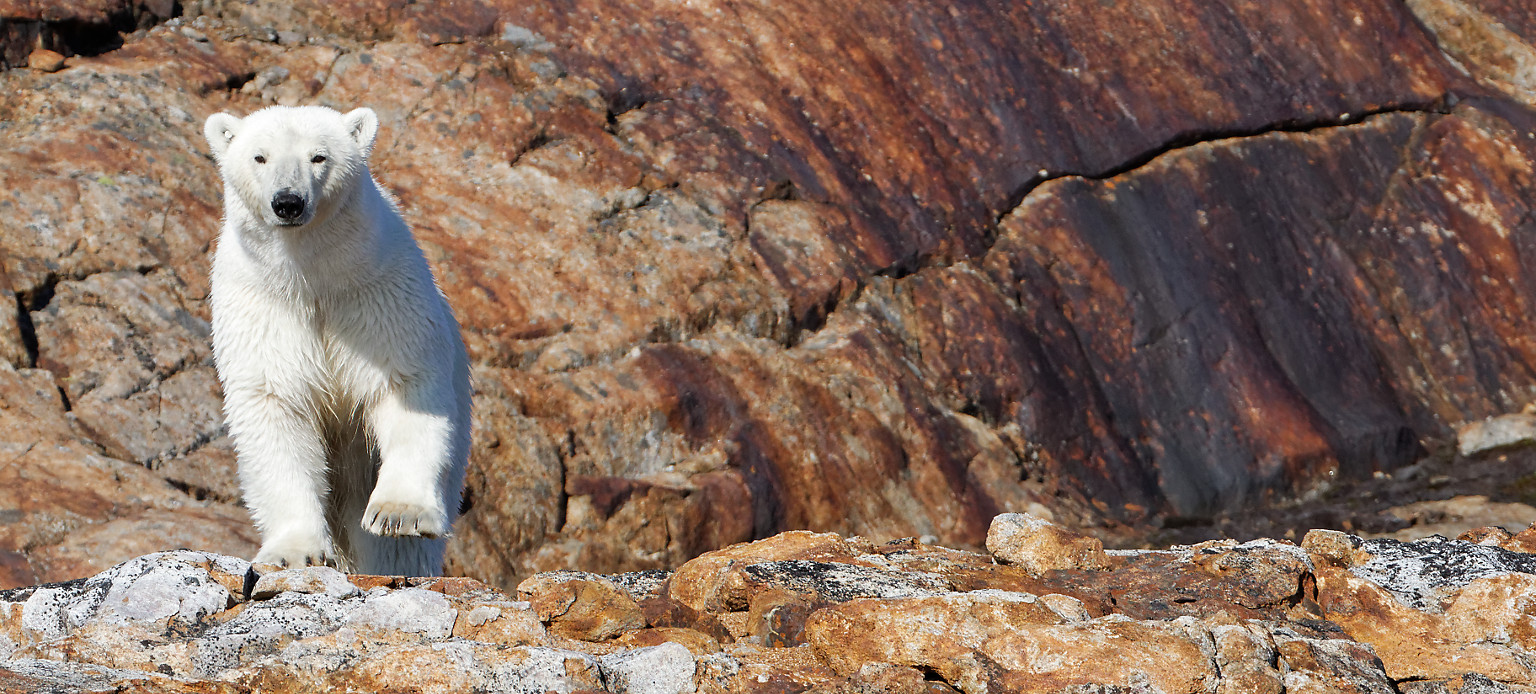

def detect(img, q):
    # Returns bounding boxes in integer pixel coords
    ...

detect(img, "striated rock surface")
[4,0,1536,590]
[5,519,1536,692]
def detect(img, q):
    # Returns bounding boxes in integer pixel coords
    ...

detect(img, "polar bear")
[203,105,471,576]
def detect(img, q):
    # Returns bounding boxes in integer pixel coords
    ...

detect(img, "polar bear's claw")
[253,539,337,569]
[362,501,446,538]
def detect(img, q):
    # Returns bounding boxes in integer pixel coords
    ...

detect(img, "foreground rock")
[4,518,1536,692]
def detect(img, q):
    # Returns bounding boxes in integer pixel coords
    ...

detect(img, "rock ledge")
[4,517,1536,693]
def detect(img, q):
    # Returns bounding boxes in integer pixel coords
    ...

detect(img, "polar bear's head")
[204,106,379,229]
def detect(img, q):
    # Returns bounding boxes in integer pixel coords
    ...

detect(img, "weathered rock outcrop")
[4,519,1536,692]
[4,0,1536,587]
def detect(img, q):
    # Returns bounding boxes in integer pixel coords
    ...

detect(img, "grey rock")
[249,565,359,600]
[741,560,950,602]
[0,658,194,691]
[342,587,457,639]
[1353,536,1536,612]
[18,551,244,641]
[1276,636,1394,694]
[192,590,355,677]
[598,642,697,694]
[1457,413,1536,457]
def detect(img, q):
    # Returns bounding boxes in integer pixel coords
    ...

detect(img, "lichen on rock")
[4,521,1536,691]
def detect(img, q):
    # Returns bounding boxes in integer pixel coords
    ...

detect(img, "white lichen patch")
[1352,535,1536,612]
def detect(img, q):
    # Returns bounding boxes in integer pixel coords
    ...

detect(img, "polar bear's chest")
[311,309,402,406]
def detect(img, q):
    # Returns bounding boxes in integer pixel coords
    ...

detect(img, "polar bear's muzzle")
[272,190,307,224]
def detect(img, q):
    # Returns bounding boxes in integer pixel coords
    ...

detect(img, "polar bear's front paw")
[362,500,448,538]
[253,536,336,569]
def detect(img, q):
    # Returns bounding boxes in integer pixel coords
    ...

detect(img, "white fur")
[204,105,471,576]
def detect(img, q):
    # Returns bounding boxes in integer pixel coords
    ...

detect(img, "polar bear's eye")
[254,155,266,164]
[312,155,327,164]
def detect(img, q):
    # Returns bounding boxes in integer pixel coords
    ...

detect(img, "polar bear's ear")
[343,108,379,157]
[204,113,242,159]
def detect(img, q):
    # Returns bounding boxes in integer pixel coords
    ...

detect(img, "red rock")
[1407,0,1536,108]
[25,49,64,72]
[1458,526,1516,545]
[1275,637,1395,694]
[0,364,255,588]
[665,532,870,613]
[518,572,647,641]
[1313,563,1534,681]
[0,0,178,70]
[3,530,1533,691]
[1213,624,1285,694]
[805,594,1216,693]
[0,1,134,23]
[4,0,1536,600]
[1508,524,1536,553]
[985,512,1109,575]
[25,506,257,583]
[744,589,814,647]
[613,626,721,655]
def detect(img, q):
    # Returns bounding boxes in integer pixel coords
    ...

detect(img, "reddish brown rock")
[518,572,647,641]
[745,589,814,647]
[2,530,1536,691]
[1054,539,1320,624]
[1407,0,1536,108]
[1212,624,1285,694]
[665,531,871,613]
[985,512,1109,575]
[0,0,179,69]
[1275,636,1395,694]
[4,0,1536,600]
[1509,524,1536,553]
[30,269,222,467]
[613,626,721,655]
[0,363,255,588]
[806,596,1217,693]
[25,49,62,72]
[24,506,257,582]
[1313,563,1534,681]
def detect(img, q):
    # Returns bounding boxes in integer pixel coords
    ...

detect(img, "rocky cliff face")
[3,0,1536,587]
[5,518,1536,692]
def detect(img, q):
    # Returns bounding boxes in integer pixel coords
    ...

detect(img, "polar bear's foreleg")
[230,393,337,568]
[362,386,457,538]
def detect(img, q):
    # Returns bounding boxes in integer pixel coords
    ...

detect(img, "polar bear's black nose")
[272,191,305,221]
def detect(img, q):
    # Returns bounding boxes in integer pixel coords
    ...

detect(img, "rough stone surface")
[985,512,1110,575]
[4,0,1536,608]
[1376,495,1536,542]
[249,566,360,600]
[1350,535,1536,611]
[518,572,647,641]
[1408,0,1536,109]
[3,528,1533,691]
[1458,413,1536,456]
[25,49,63,72]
